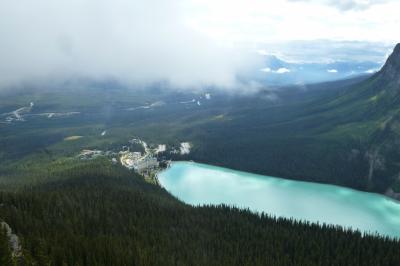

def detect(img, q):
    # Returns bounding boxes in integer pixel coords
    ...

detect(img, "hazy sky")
[189,0,399,43]
[0,0,398,90]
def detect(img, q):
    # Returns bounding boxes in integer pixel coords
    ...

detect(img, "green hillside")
[1,160,400,265]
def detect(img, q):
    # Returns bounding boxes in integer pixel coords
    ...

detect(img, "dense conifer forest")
[0,160,399,265]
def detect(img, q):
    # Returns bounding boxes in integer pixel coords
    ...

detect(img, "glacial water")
[158,161,400,238]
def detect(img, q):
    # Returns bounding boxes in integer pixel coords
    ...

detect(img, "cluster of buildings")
[77,138,191,178]
[120,151,159,173]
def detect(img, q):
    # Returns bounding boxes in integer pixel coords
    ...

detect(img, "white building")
[120,152,158,172]
[132,156,159,172]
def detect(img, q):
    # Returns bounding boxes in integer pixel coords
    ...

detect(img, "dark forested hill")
[1,162,399,265]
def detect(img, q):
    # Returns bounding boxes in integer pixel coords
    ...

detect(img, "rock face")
[379,43,400,86]
[385,188,400,201]
[1,221,21,257]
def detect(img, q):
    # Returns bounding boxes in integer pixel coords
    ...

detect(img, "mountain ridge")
[379,43,400,85]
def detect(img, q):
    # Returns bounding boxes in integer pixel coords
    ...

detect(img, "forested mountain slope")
[187,44,400,197]
[1,161,399,265]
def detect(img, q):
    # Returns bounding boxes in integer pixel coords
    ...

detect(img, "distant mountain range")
[248,54,382,86]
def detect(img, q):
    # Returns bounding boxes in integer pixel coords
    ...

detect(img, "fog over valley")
[0,0,398,93]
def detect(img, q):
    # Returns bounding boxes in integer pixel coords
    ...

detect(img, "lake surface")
[158,161,400,238]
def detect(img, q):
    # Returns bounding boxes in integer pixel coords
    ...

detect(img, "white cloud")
[0,0,261,90]
[260,67,291,74]
[288,0,392,11]
[260,68,272,73]
[188,0,400,43]
[0,0,397,90]
[276,68,291,74]
[257,50,269,55]
[327,69,338,73]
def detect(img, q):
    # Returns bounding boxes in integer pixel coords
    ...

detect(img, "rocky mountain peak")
[379,43,400,84]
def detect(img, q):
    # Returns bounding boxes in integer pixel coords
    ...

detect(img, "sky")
[188,0,400,43]
[0,0,399,90]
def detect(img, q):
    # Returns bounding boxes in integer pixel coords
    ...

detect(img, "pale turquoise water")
[158,161,400,238]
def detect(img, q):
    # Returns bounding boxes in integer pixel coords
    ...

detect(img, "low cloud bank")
[0,0,260,91]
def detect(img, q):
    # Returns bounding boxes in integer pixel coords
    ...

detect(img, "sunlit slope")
[301,43,400,193]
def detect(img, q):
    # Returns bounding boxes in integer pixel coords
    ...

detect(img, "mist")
[0,0,260,91]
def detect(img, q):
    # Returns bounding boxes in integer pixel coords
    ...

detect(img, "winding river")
[158,161,400,238]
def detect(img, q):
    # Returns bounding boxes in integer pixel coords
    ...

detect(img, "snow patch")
[365,68,378,74]
[180,99,196,104]
[180,142,191,155]
[155,144,166,154]
[127,101,165,111]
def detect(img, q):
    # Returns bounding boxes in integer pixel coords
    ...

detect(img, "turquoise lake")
[158,161,400,238]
